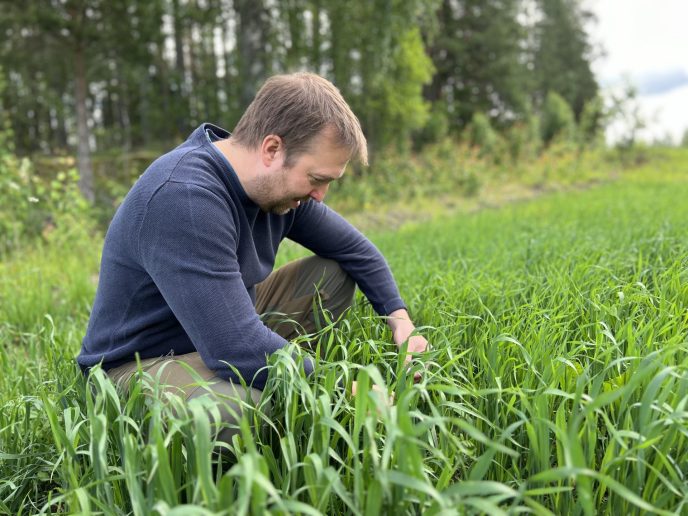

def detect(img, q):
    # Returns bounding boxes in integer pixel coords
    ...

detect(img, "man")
[78,72,427,441]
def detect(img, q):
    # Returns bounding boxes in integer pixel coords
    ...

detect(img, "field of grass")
[1,149,687,514]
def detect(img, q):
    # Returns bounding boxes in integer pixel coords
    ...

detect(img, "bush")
[327,137,484,213]
[540,91,576,146]
[0,146,93,255]
[505,115,541,164]
[578,95,606,149]
[413,102,450,150]
[466,112,499,157]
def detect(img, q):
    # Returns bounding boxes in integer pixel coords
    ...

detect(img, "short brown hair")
[232,73,368,166]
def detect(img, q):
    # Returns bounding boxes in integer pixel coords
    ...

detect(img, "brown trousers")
[107,256,355,443]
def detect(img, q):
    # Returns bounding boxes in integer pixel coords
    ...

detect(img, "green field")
[1,151,687,514]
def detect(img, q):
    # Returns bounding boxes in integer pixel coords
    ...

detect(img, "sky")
[589,0,688,144]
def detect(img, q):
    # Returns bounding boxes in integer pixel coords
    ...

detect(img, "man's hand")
[386,309,428,382]
[351,381,395,406]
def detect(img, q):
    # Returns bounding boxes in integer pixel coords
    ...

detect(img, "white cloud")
[589,0,688,143]
[640,84,688,142]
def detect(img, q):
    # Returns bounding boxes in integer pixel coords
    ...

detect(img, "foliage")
[0,131,94,255]
[366,27,435,152]
[540,92,576,147]
[504,114,541,163]
[465,112,500,159]
[425,0,528,130]
[0,66,11,152]
[607,82,648,164]
[329,139,485,213]
[413,102,450,150]
[0,0,600,163]
[1,149,688,513]
[531,0,599,118]
[577,95,606,149]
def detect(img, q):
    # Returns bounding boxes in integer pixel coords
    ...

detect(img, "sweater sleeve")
[139,181,312,389]
[286,201,406,316]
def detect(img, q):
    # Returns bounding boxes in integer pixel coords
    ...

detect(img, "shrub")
[540,91,576,146]
[413,102,450,150]
[0,147,93,255]
[505,115,541,164]
[578,95,606,150]
[466,112,499,157]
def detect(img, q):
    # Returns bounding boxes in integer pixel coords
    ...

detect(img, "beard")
[268,200,297,215]
[247,168,307,215]
[266,195,311,215]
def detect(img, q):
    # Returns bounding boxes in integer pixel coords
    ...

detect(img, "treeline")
[0,0,599,198]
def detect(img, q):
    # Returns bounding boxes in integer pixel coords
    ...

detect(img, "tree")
[0,0,606,169]
[235,0,273,111]
[364,27,435,152]
[532,0,598,119]
[540,91,576,145]
[607,82,646,153]
[425,0,528,131]
[466,112,499,158]
[4,0,109,202]
[339,0,436,152]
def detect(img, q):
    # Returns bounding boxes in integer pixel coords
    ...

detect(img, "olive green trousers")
[106,256,355,444]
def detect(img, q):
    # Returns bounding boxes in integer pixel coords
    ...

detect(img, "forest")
[1,0,601,201]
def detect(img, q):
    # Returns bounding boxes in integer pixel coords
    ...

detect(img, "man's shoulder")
[122,139,228,211]
[111,149,233,238]
[145,139,220,187]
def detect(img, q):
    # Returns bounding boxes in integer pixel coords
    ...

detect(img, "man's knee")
[187,378,267,446]
[323,259,355,315]
[107,354,267,448]
[297,256,355,308]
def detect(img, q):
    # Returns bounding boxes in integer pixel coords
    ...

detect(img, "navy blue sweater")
[78,123,405,389]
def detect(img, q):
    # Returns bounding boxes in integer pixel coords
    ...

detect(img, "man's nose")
[309,183,329,202]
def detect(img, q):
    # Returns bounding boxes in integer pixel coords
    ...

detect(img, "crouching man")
[77,72,427,444]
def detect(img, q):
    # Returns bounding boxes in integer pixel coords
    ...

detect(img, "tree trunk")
[311,0,321,73]
[236,0,264,110]
[172,0,189,136]
[74,42,94,202]
[220,8,236,122]
[117,63,132,153]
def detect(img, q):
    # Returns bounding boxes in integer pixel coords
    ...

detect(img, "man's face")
[252,135,350,215]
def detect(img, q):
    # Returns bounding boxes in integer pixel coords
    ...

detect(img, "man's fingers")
[350,381,394,406]
[371,383,395,405]
[403,337,429,382]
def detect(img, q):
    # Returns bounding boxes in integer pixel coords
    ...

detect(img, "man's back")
[78,124,293,385]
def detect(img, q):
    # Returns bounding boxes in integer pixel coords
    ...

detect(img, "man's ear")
[260,135,283,168]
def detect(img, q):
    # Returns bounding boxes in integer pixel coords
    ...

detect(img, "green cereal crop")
[1,152,687,514]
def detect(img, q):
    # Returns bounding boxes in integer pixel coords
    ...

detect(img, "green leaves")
[3,152,688,513]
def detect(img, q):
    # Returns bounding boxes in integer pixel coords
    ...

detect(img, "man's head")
[228,73,368,214]
[232,72,368,168]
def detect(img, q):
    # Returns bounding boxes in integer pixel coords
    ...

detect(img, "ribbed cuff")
[377,298,407,316]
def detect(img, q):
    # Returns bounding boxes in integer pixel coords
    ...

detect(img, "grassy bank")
[1,149,687,514]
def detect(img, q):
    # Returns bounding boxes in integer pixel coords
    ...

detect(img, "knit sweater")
[77,123,405,389]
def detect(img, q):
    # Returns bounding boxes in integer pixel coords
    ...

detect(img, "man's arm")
[287,201,405,315]
[287,201,427,378]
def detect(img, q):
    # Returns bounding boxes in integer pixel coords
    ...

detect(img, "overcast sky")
[588,0,688,143]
